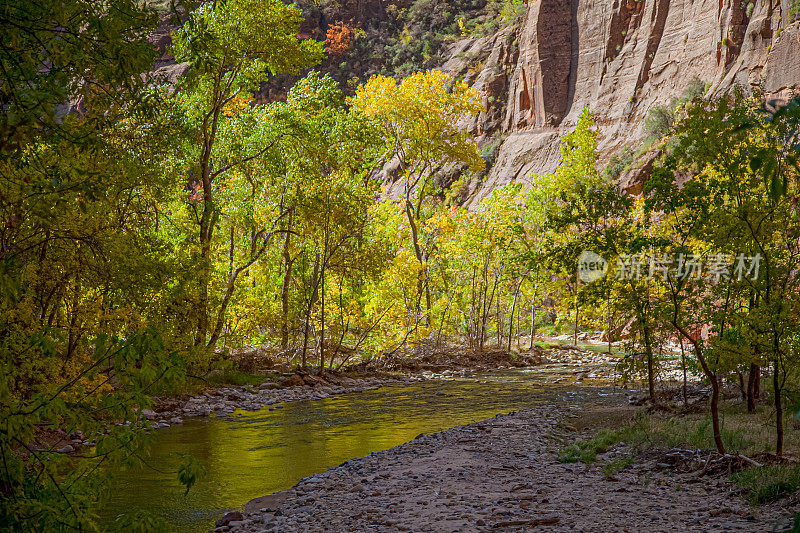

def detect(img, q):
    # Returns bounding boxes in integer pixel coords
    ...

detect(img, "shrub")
[644,105,676,140]
[602,456,634,479]
[557,423,649,464]
[791,0,800,21]
[605,149,635,180]
[325,22,355,56]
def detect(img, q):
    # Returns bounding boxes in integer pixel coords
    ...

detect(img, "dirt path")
[222,403,790,532]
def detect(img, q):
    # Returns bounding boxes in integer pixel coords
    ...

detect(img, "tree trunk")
[496,283,502,346]
[774,360,783,457]
[709,373,725,454]
[280,213,294,349]
[754,364,760,398]
[738,371,747,401]
[672,316,725,454]
[746,363,757,411]
[680,339,688,407]
[404,202,429,326]
[573,276,579,346]
[319,231,328,373]
[479,257,490,350]
[507,280,521,352]
[470,267,478,350]
[301,253,320,370]
[694,349,724,453]
[643,325,656,404]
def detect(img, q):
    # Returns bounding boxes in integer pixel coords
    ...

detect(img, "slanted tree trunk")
[507,279,522,352]
[673,318,725,454]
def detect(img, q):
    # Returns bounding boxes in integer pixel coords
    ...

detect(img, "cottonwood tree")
[170,0,323,350]
[277,73,384,368]
[649,93,800,455]
[352,71,484,327]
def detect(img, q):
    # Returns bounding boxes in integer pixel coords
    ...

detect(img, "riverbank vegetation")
[2,0,800,529]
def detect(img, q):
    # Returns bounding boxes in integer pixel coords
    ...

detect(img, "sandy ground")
[221,403,793,533]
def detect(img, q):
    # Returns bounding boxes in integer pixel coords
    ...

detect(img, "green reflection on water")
[102,369,610,532]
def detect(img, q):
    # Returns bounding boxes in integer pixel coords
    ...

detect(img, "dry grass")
[645,399,800,458]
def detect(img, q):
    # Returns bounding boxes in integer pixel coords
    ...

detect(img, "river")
[102,366,623,532]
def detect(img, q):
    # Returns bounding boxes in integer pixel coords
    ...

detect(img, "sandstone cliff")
[148,0,800,202]
[442,0,800,204]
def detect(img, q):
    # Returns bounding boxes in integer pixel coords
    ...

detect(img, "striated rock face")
[445,0,800,205]
[148,1,799,203]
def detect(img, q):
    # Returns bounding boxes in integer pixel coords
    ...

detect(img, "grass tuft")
[602,456,634,479]
[730,464,800,504]
[558,423,648,464]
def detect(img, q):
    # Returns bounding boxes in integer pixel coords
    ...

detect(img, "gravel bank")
[223,406,790,532]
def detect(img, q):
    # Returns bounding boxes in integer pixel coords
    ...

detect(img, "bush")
[499,0,527,24]
[644,77,707,141]
[602,456,634,479]
[644,105,676,140]
[605,149,635,180]
[480,135,504,169]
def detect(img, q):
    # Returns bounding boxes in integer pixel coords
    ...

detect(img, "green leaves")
[172,0,323,85]
[0,0,159,152]
[177,453,206,496]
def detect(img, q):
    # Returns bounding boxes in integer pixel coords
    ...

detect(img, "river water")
[102,366,623,532]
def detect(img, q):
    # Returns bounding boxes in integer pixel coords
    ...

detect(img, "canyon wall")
[439,0,800,204]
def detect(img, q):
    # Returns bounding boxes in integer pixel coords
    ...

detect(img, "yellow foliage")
[222,95,252,117]
[351,70,485,174]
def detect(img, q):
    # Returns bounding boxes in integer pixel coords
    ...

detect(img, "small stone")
[215,511,244,528]
[57,444,74,454]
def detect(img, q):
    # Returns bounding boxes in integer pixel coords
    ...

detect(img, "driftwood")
[663,448,763,478]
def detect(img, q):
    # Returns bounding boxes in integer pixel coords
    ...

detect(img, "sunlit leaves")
[352,70,485,176]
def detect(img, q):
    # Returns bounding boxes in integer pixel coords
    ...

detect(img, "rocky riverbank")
[223,404,791,533]
[145,343,691,430]
[146,373,424,429]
